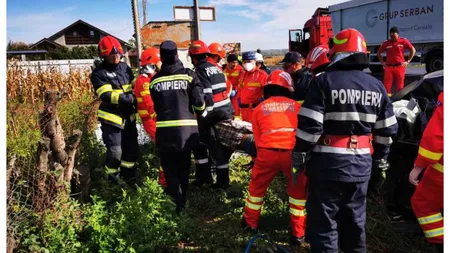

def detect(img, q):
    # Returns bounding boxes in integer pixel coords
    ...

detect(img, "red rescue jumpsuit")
[239,68,268,122]
[379,37,413,95]
[224,64,244,117]
[244,96,307,237]
[411,92,443,244]
[134,72,167,188]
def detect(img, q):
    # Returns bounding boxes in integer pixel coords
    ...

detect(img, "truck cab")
[288,8,334,58]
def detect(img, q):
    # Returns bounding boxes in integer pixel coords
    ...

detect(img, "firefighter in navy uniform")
[189,40,234,189]
[90,36,139,182]
[149,40,206,213]
[292,28,398,253]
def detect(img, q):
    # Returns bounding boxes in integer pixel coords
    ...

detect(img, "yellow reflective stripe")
[333,37,348,45]
[248,195,263,203]
[432,163,444,173]
[231,72,240,76]
[141,90,151,96]
[96,84,113,96]
[289,208,307,217]
[98,110,123,126]
[418,147,443,161]
[137,97,144,103]
[193,103,206,111]
[150,113,156,119]
[159,166,164,172]
[122,84,133,93]
[138,110,150,116]
[150,74,193,88]
[424,227,444,238]
[111,91,121,104]
[129,113,136,122]
[120,161,135,168]
[418,213,443,225]
[105,166,119,174]
[247,82,261,87]
[156,120,198,128]
[289,197,306,206]
[245,200,262,210]
[297,100,304,105]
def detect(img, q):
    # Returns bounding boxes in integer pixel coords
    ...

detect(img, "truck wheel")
[425,53,443,73]
[369,65,384,74]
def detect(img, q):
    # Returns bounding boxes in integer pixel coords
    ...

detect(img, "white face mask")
[244,62,254,71]
[144,65,155,74]
[219,59,225,66]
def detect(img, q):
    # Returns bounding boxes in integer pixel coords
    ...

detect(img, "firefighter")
[239,51,268,123]
[255,52,271,75]
[133,47,166,188]
[149,40,206,213]
[207,42,226,67]
[223,53,244,118]
[292,28,398,253]
[242,69,306,245]
[409,92,443,252]
[189,40,234,188]
[377,26,416,96]
[305,44,331,76]
[281,51,308,106]
[90,36,139,182]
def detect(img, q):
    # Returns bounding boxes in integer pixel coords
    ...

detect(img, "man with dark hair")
[377,26,416,95]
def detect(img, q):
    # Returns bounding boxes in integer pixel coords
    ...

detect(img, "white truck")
[329,0,443,73]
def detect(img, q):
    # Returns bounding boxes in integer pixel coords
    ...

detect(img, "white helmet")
[255,52,264,62]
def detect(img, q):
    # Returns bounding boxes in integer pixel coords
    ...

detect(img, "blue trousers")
[306,178,369,253]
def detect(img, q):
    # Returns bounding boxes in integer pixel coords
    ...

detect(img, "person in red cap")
[377,26,416,96]
[223,54,244,118]
[305,44,330,76]
[242,69,306,246]
[409,92,443,252]
[133,47,166,188]
[91,35,139,183]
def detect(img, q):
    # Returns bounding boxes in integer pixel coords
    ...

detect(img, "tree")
[7,40,29,51]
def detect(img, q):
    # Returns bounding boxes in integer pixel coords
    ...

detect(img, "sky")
[6,0,346,51]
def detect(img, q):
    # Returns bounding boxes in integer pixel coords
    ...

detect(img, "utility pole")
[193,0,201,40]
[142,0,147,27]
[131,0,142,61]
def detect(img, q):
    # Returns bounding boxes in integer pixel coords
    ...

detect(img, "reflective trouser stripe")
[313,145,372,155]
[98,110,123,126]
[245,200,262,210]
[105,166,119,174]
[137,97,144,102]
[289,208,307,217]
[432,163,444,173]
[195,158,209,164]
[156,120,198,128]
[138,110,149,116]
[418,213,444,225]
[216,164,229,169]
[289,197,306,206]
[424,227,444,238]
[247,195,263,203]
[120,161,135,168]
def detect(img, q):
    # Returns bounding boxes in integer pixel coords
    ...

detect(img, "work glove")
[119,93,136,109]
[291,151,309,185]
[409,166,425,186]
[230,90,237,98]
[370,159,390,193]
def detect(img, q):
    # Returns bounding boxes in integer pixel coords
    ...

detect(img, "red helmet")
[266,69,294,92]
[140,48,160,66]
[328,28,367,57]
[208,42,226,59]
[305,45,330,70]
[188,40,210,56]
[98,36,124,57]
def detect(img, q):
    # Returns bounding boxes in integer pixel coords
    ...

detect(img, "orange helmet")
[98,36,124,57]
[188,40,210,56]
[266,69,294,92]
[208,42,226,59]
[140,48,160,66]
[328,28,367,57]
[305,45,330,70]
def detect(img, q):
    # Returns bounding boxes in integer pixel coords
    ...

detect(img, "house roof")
[44,19,131,47]
[29,38,64,49]
[7,50,48,55]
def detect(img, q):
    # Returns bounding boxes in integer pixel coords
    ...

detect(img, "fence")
[12,59,95,74]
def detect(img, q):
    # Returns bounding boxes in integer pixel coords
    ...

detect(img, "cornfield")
[7,59,94,103]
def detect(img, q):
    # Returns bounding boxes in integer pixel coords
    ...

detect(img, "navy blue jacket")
[295,69,398,182]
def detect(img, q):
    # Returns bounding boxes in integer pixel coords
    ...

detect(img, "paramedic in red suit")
[242,69,307,246]
[377,26,416,95]
[409,92,443,253]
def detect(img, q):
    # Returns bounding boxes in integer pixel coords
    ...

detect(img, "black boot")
[290,236,305,246]
[192,163,213,186]
[120,167,138,184]
[212,168,230,189]
[434,243,443,253]
[241,217,258,234]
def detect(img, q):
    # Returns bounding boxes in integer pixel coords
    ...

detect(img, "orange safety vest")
[252,96,300,149]
[240,68,268,105]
